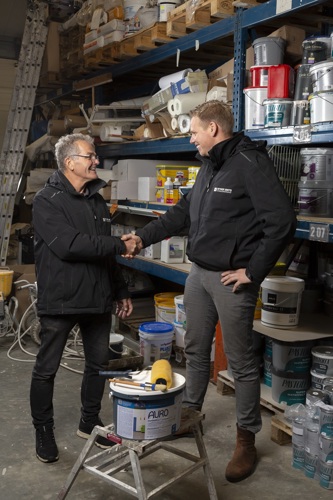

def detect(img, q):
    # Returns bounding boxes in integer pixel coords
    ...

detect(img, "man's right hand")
[121,233,143,258]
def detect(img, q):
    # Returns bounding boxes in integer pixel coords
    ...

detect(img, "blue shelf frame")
[116,256,189,285]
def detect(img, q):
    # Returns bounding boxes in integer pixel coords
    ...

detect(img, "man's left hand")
[115,298,133,319]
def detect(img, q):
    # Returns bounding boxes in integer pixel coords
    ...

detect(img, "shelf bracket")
[232,7,247,132]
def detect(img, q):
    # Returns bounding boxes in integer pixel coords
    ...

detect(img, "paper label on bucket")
[115,392,182,439]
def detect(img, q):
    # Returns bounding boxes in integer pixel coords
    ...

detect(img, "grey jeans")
[183,263,262,434]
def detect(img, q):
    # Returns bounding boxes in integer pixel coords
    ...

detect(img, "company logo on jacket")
[214,187,232,194]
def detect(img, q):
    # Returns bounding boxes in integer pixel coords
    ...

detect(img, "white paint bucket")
[319,432,333,461]
[304,451,319,479]
[309,59,333,92]
[304,420,320,456]
[154,292,177,323]
[173,321,185,348]
[298,181,333,217]
[319,459,333,490]
[243,87,267,129]
[252,36,286,65]
[110,371,185,440]
[263,353,272,387]
[272,339,313,372]
[271,366,310,405]
[309,91,333,123]
[311,369,328,390]
[263,98,293,127]
[292,443,305,470]
[312,346,333,376]
[261,276,305,328]
[300,148,333,182]
[158,0,181,21]
[174,294,186,324]
[139,322,174,366]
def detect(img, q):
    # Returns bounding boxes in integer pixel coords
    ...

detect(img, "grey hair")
[54,133,95,172]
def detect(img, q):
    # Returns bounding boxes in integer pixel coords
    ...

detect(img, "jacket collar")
[48,170,107,198]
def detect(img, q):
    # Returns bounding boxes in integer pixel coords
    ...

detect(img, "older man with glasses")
[30,133,137,463]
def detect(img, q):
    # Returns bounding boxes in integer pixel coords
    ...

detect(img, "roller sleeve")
[150,360,173,389]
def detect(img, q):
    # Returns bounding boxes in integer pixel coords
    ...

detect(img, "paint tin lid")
[139,321,174,334]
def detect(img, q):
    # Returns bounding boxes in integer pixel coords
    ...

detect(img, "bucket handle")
[109,345,124,355]
[312,66,333,84]
[262,295,301,307]
[313,92,333,106]
[297,192,329,205]
[245,93,265,106]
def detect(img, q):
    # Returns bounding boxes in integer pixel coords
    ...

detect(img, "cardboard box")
[144,242,161,259]
[142,87,173,115]
[41,22,60,75]
[268,25,305,63]
[99,182,111,201]
[208,46,254,80]
[115,159,158,182]
[138,177,156,201]
[111,180,138,200]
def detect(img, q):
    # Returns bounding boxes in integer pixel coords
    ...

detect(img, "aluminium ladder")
[0,1,49,266]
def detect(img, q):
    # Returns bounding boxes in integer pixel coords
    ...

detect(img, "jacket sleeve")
[110,257,130,299]
[135,192,191,247]
[33,192,127,261]
[243,151,297,284]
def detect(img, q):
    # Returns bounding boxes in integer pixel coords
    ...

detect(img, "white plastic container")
[161,237,184,263]
[261,276,305,328]
[252,36,286,66]
[138,321,174,366]
[158,0,181,21]
[173,321,186,348]
[174,294,186,324]
[243,87,267,129]
[309,91,333,123]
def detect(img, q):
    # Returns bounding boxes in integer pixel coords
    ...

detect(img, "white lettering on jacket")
[213,187,232,194]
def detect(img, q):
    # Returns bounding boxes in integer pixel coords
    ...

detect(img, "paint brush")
[110,379,167,392]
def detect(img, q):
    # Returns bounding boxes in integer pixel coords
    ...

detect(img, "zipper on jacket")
[206,172,215,192]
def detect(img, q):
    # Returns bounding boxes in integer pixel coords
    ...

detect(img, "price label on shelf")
[309,223,329,242]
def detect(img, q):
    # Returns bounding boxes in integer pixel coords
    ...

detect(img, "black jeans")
[30,313,111,429]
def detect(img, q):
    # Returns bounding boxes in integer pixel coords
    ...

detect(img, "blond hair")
[190,100,234,136]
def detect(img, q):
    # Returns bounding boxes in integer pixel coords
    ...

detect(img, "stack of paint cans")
[263,337,272,387]
[297,148,333,218]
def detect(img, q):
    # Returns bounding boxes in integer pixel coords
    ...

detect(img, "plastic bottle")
[164,177,174,204]
[172,177,181,203]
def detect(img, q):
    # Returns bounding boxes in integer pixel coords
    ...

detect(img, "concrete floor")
[1,333,332,500]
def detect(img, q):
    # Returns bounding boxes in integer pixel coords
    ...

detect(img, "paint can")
[309,60,333,93]
[250,65,269,87]
[271,367,310,405]
[290,100,310,126]
[305,420,320,456]
[243,87,267,129]
[320,432,333,462]
[294,64,313,100]
[267,64,295,98]
[272,339,313,373]
[304,451,319,479]
[324,385,333,405]
[312,346,333,376]
[311,369,328,390]
[306,387,328,406]
[252,36,286,65]
[261,276,305,328]
[110,371,185,440]
[263,98,293,128]
[263,353,272,387]
[174,295,186,325]
[154,292,178,323]
[292,417,305,447]
[157,0,181,21]
[319,459,333,490]
[139,322,174,366]
[297,181,333,217]
[309,91,333,124]
[292,443,305,470]
[302,39,327,65]
[319,405,333,437]
[300,148,333,182]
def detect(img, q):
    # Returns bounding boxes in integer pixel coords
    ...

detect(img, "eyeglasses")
[69,153,99,162]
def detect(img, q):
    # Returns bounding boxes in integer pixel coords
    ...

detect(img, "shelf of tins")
[116,201,333,243]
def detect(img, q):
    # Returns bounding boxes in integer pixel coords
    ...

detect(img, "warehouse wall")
[0,58,17,151]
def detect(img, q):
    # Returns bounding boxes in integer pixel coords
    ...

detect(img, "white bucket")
[173,321,185,348]
[243,87,267,129]
[309,91,333,123]
[312,346,333,376]
[124,0,147,20]
[110,371,185,440]
[271,366,310,405]
[263,98,293,128]
[158,0,181,21]
[300,148,333,182]
[319,459,333,490]
[174,294,186,324]
[272,339,313,373]
[261,276,305,328]
[139,322,174,366]
[309,60,333,92]
[298,181,333,217]
[311,369,328,390]
[252,36,286,65]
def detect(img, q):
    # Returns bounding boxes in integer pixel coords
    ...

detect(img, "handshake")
[121,233,143,258]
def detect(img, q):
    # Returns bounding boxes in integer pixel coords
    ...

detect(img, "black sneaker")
[77,418,117,449]
[35,426,59,463]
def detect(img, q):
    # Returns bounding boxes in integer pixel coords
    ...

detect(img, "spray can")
[164,177,174,204]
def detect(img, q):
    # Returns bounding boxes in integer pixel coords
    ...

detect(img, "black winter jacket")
[33,170,129,315]
[136,133,297,284]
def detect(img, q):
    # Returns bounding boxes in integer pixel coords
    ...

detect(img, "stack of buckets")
[244,35,295,129]
[291,345,333,489]
[297,147,333,218]
[139,292,186,366]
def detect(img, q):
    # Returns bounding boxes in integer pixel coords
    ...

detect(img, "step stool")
[57,409,218,499]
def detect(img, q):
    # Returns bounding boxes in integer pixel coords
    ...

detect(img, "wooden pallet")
[166,0,234,38]
[217,371,292,445]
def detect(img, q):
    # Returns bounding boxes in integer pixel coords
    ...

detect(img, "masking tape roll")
[167,98,177,117]
[178,114,191,133]
[171,117,179,131]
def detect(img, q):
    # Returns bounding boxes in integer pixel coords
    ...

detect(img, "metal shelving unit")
[116,255,190,285]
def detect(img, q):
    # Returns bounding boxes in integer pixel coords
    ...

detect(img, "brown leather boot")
[225,424,257,482]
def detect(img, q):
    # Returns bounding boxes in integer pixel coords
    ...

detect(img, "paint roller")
[150,359,173,389]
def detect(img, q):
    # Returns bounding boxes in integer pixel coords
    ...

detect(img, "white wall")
[0,58,17,151]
